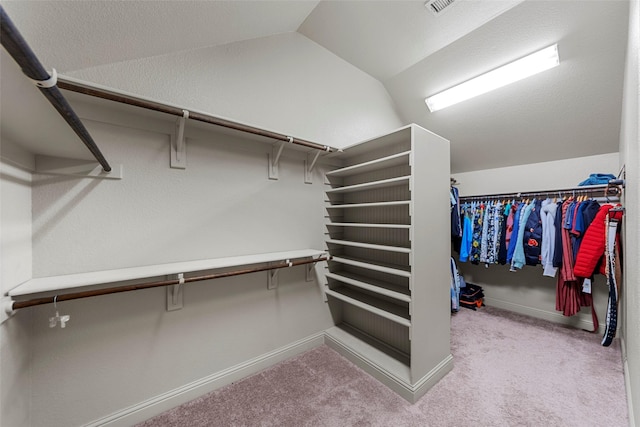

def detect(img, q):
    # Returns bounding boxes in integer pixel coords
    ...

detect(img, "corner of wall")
[618,0,640,425]
[0,146,34,427]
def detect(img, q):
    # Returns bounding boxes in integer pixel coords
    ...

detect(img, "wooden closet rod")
[10,256,328,311]
[56,78,337,153]
[0,6,112,172]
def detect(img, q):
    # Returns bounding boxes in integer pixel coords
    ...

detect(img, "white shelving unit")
[323,124,452,402]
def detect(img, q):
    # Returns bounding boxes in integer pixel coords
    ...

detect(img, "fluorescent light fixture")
[425,44,560,112]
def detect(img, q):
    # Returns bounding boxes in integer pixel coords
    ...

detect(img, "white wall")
[66,32,404,149]
[452,153,619,331]
[0,30,405,426]
[24,107,333,427]
[0,143,34,427]
[619,0,640,424]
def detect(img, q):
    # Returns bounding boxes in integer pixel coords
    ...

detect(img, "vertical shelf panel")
[323,124,452,402]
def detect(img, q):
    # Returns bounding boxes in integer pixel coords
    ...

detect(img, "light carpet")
[137,306,628,426]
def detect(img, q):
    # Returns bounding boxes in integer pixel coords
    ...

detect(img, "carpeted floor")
[137,307,629,426]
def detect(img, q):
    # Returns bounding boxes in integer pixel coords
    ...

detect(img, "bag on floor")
[459,283,484,310]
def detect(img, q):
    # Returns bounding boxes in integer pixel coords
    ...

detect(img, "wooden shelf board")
[325,287,411,327]
[326,271,410,302]
[327,223,410,229]
[326,151,411,177]
[325,201,410,209]
[326,176,410,194]
[329,255,411,277]
[9,249,325,297]
[326,239,411,254]
[324,325,412,383]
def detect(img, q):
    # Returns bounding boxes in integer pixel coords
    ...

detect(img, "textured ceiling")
[298,0,522,81]
[0,0,321,72]
[0,0,630,174]
[386,0,629,173]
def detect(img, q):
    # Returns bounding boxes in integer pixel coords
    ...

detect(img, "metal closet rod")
[458,184,622,201]
[56,78,337,153]
[0,6,112,172]
[11,256,328,311]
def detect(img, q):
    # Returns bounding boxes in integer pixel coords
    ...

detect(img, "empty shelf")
[325,287,411,327]
[326,239,411,254]
[326,151,411,177]
[325,325,411,380]
[330,255,411,277]
[326,271,410,303]
[326,176,410,194]
[327,223,410,229]
[9,249,325,297]
[326,201,410,209]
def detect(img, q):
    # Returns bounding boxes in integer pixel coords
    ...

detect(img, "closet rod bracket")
[171,110,189,169]
[267,268,279,290]
[305,263,314,282]
[268,137,292,180]
[1,297,16,324]
[166,273,184,311]
[267,259,293,289]
[304,150,323,184]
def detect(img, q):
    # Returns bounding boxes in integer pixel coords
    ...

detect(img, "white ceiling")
[298,0,522,81]
[0,1,321,73]
[0,0,630,173]
[386,0,629,172]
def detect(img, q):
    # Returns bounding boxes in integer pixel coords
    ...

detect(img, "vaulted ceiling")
[0,0,630,173]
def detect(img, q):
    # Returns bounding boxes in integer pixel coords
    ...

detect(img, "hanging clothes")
[559,199,577,282]
[555,198,598,330]
[574,204,623,277]
[540,199,558,277]
[480,203,491,263]
[496,204,509,265]
[451,187,462,253]
[450,257,461,312]
[454,188,624,338]
[506,203,525,265]
[552,201,564,268]
[450,187,462,238]
[511,200,536,270]
[459,205,473,263]
[523,199,543,266]
[601,213,622,346]
[469,203,484,264]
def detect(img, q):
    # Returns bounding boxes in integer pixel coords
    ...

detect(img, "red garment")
[574,205,623,278]
[554,200,595,327]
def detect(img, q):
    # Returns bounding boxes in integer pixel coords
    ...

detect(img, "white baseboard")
[483,296,603,335]
[324,330,453,403]
[621,338,636,427]
[409,355,454,403]
[86,332,325,427]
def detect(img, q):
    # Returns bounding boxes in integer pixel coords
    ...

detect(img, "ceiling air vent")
[425,0,456,16]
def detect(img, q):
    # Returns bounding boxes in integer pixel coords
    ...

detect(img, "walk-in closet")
[1,1,638,426]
